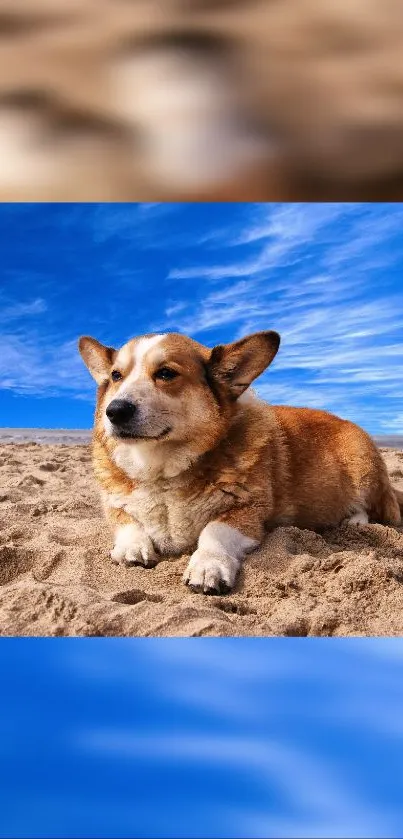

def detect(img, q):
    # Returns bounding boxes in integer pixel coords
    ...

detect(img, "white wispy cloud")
[380,413,403,431]
[90,202,181,248]
[323,207,403,268]
[0,333,92,398]
[0,297,47,322]
[233,202,357,246]
[168,203,355,280]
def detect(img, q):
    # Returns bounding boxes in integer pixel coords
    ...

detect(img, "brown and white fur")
[79,330,403,594]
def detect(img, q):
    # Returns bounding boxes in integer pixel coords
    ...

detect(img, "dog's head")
[78,330,280,456]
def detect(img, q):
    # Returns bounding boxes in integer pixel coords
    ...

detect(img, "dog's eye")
[154,367,179,381]
[111,370,122,382]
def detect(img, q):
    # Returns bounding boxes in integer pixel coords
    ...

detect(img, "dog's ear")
[78,336,116,385]
[207,330,280,399]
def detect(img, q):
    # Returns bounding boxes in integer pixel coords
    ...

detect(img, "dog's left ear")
[78,336,116,385]
[208,330,280,399]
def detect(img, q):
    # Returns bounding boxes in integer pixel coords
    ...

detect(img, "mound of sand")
[1,441,403,636]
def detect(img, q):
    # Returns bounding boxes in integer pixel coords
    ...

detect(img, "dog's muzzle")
[106,399,136,426]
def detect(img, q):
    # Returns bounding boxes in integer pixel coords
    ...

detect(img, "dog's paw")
[343,504,369,526]
[111,523,157,568]
[183,549,239,595]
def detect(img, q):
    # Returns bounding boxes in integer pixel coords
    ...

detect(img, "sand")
[1,436,403,636]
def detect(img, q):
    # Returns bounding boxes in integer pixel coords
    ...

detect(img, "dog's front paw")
[111,523,157,568]
[183,549,239,595]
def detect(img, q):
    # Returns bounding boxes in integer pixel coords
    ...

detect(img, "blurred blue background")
[1,638,403,838]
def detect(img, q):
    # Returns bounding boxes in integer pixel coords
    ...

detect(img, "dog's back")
[270,404,401,528]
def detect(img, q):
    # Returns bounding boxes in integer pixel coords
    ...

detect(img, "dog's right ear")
[78,336,116,385]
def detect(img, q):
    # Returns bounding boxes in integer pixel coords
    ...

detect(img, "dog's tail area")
[394,487,403,514]
[374,482,402,525]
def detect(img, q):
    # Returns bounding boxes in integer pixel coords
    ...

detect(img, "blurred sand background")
[2,0,403,200]
[1,430,403,637]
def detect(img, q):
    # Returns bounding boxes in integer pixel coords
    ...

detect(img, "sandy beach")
[1,433,403,636]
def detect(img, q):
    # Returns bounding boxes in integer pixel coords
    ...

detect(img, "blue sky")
[1,202,402,433]
[1,638,403,838]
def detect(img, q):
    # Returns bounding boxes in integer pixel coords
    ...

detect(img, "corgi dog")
[79,330,402,595]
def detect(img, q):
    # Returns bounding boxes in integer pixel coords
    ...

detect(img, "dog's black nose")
[106,399,136,425]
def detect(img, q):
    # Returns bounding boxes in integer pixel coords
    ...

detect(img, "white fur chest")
[105,480,229,555]
[106,442,235,554]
